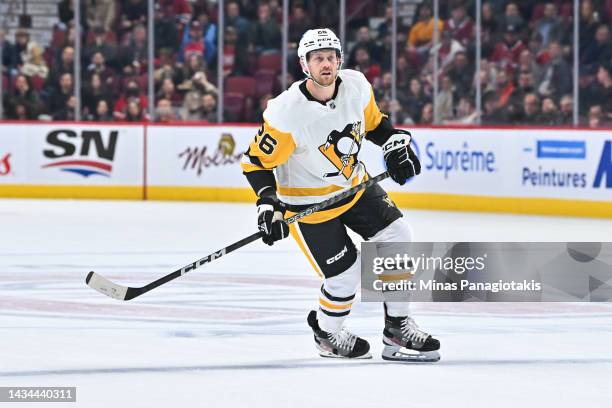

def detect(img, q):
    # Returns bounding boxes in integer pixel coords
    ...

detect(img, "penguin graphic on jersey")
[319,121,362,179]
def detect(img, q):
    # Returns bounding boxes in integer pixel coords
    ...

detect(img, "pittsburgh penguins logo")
[382,195,395,208]
[318,121,362,179]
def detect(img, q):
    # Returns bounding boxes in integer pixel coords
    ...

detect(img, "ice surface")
[1,199,611,407]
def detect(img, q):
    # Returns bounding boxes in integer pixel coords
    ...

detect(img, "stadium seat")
[137,74,148,90]
[253,70,276,98]
[29,75,46,92]
[223,92,245,122]
[50,27,66,49]
[225,76,256,98]
[257,53,282,73]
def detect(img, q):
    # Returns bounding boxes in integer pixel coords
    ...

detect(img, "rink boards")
[0,122,611,218]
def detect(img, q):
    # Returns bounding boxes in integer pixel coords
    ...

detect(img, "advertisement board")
[360,128,612,216]
[361,128,612,200]
[146,124,257,201]
[0,123,144,199]
[0,122,610,217]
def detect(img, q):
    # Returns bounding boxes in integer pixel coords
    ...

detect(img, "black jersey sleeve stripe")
[244,169,277,197]
[246,152,265,168]
[365,116,395,146]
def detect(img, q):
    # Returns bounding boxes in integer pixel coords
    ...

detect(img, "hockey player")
[241,28,440,362]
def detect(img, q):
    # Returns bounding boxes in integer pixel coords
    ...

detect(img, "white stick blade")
[86,272,128,301]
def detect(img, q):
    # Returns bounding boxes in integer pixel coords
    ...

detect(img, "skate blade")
[316,345,372,359]
[319,350,373,359]
[382,345,440,363]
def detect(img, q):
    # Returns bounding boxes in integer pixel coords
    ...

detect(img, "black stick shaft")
[88,171,390,300]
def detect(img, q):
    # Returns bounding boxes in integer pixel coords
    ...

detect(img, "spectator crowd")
[1,0,612,127]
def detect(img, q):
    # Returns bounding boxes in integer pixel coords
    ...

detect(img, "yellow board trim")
[147,186,257,202]
[2,185,611,219]
[387,192,612,219]
[148,187,612,219]
[0,184,142,199]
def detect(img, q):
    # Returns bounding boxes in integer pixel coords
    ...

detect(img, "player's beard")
[313,68,336,87]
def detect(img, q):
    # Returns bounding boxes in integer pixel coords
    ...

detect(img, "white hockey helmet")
[297,28,343,78]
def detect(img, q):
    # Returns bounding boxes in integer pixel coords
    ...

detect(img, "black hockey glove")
[256,196,289,246]
[382,129,421,185]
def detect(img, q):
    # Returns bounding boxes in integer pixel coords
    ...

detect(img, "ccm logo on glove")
[382,131,421,186]
[382,138,407,153]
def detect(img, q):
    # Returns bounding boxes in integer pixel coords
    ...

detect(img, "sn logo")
[42,129,119,177]
[593,141,612,188]
[43,130,118,161]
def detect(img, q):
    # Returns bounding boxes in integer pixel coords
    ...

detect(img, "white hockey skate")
[382,313,441,362]
[307,311,372,359]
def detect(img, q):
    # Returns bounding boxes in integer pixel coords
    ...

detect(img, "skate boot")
[382,313,440,362]
[307,311,372,359]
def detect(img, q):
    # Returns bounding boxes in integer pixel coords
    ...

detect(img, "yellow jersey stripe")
[364,86,384,132]
[289,223,324,279]
[278,174,362,197]
[284,174,369,224]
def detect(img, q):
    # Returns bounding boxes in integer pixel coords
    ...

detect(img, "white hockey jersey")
[241,69,386,223]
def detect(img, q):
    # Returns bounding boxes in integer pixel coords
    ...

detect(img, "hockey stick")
[86,170,391,301]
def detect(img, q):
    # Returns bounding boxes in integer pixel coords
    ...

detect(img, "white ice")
[1,199,612,408]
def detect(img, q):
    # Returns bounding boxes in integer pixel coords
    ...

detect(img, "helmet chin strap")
[309,72,338,88]
[304,61,341,88]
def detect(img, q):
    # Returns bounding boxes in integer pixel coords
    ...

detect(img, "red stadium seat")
[225,76,256,98]
[253,70,276,98]
[121,75,147,92]
[257,53,282,73]
[50,27,66,49]
[137,74,148,90]
[559,2,573,19]
[223,92,245,122]
[347,0,377,20]
[29,75,45,92]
